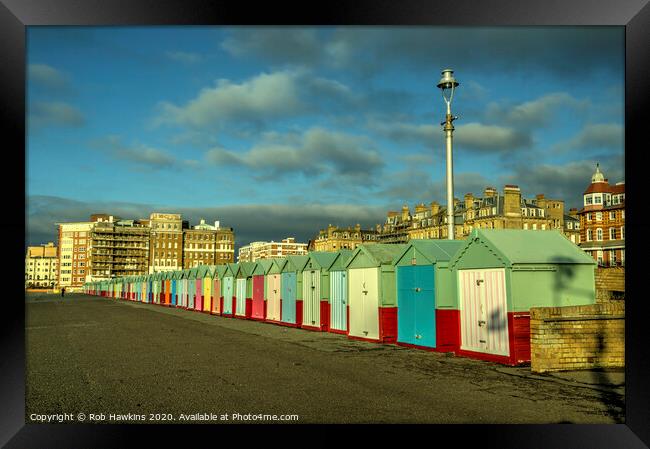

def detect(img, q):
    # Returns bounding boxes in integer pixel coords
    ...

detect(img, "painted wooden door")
[195,279,203,311]
[203,278,212,312]
[187,280,194,309]
[397,266,436,348]
[330,271,347,331]
[281,272,296,324]
[302,270,321,327]
[222,277,234,314]
[459,269,509,356]
[348,268,379,340]
[236,279,247,316]
[212,278,221,313]
[252,275,265,319]
[267,274,281,321]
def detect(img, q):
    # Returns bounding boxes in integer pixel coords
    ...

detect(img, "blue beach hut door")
[398,265,436,348]
[281,272,296,324]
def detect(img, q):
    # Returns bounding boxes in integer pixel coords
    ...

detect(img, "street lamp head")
[437,68,459,90]
[437,68,459,104]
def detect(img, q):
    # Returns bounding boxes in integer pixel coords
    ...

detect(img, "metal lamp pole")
[437,69,459,240]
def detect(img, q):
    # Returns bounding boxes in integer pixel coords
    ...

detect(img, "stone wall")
[594,267,625,303]
[530,303,624,373]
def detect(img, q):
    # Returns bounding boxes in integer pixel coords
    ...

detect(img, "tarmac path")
[25,293,624,424]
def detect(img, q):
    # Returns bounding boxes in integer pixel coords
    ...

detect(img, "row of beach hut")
[83,229,597,366]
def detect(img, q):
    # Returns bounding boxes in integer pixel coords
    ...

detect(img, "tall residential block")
[56,221,93,290]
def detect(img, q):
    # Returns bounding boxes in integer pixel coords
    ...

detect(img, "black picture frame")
[3,0,648,447]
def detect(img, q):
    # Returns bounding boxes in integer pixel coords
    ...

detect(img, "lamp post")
[437,68,459,240]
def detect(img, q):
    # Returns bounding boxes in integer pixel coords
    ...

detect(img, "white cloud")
[369,119,531,153]
[486,92,589,128]
[205,127,384,182]
[29,101,85,128]
[552,123,624,153]
[154,69,359,130]
[28,64,70,90]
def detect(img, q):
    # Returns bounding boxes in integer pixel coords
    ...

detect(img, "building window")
[541,224,546,230]
[594,195,602,204]
[609,211,615,220]
[610,228,616,240]
[595,212,602,221]
[585,195,592,205]
[586,213,592,221]
[523,223,528,230]
[596,228,603,241]
[621,226,625,239]
[610,250,617,266]
[587,229,593,241]
[597,250,603,266]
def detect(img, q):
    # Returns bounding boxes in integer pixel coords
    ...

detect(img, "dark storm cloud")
[378,168,496,205]
[221,28,323,66]
[326,27,623,79]
[500,158,624,210]
[26,196,155,247]
[26,195,387,250]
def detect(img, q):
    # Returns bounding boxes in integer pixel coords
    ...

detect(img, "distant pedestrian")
[61,287,66,298]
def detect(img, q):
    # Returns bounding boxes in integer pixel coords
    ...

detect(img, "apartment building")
[182,219,235,268]
[149,213,185,273]
[88,214,150,280]
[313,224,378,252]
[238,237,307,262]
[25,242,58,288]
[56,221,93,290]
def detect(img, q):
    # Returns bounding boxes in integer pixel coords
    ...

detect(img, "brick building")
[578,164,625,266]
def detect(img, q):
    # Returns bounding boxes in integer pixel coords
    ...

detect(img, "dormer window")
[585,195,593,205]
[594,195,602,204]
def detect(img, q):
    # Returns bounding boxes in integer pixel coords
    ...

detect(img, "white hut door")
[459,269,509,356]
[362,268,379,340]
[304,270,320,326]
[269,275,281,321]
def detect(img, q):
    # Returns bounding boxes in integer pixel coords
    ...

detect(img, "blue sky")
[26,26,625,248]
